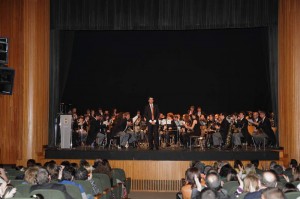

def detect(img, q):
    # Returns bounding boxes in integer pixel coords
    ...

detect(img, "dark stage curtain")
[49,0,279,146]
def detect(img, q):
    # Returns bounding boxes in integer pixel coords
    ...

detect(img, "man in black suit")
[144,97,160,150]
[237,111,252,145]
[258,110,277,147]
[87,113,101,146]
[30,168,73,199]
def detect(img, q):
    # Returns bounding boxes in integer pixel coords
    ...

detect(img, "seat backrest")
[14,184,32,197]
[292,181,300,187]
[74,180,94,196]
[112,168,126,185]
[93,174,112,199]
[30,189,66,199]
[10,179,24,187]
[64,184,83,199]
[285,191,300,199]
[222,181,239,193]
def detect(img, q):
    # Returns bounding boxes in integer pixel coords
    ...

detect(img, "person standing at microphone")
[144,97,160,150]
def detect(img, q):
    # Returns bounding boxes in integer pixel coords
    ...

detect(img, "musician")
[206,114,217,147]
[216,113,229,145]
[74,116,89,146]
[256,110,277,147]
[144,97,160,150]
[212,113,223,147]
[87,113,102,146]
[198,114,207,136]
[236,112,252,145]
[179,114,190,147]
[196,107,202,118]
[110,112,130,148]
[98,108,104,116]
[164,113,178,147]
[184,114,200,146]
[95,115,106,146]
[188,106,195,116]
[231,113,244,149]
[123,112,137,146]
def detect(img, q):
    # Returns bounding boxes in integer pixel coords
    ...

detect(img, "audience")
[2,158,300,199]
[30,168,73,199]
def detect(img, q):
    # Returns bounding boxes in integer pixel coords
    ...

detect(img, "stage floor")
[45,146,281,161]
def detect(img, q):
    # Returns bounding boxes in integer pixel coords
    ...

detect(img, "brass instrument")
[224,122,233,148]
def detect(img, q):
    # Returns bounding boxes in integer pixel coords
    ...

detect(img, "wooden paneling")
[0,0,49,165]
[278,0,300,162]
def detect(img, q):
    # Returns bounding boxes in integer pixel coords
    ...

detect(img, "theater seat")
[14,184,32,198]
[112,168,131,194]
[64,184,83,199]
[285,191,300,199]
[30,189,66,199]
[74,180,95,196]
[92,174,111,199]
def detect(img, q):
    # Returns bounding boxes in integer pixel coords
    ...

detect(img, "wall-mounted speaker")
[0,37,8,64]
[0,66,15,95]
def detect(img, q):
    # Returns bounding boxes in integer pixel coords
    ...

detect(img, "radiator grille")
[131,179,182,192]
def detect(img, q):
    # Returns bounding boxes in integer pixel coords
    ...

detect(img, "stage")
[45,146,281,161]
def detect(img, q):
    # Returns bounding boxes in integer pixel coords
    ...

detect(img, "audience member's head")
[261,187,286,199]
[243,174,259,192]
[75,167,89,181]
[269,161,277,170]
[244,163,256,176]
[36,168,50,185]
[80,159,89,168]
[27,159,36,168]
[185,167,200,188]
[62,166,76,181]
[45,162,59,180]
[70,162,78,169]
[290,159,298,169]
[261,171,278,188]
[193,161,205,174]
[272,164,284,176]
[198,188,219,199]
[205,172,222,191]
[24,166,39,184]
[282,182,298,193]
[233,160,243,170]
[219,164,232,178]
[250,160,259,169]
[60,161,71,167]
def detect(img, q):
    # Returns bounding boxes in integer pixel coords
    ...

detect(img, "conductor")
[144,97,160,150]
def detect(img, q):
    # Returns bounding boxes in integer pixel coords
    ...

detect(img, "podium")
[60,115,72,148]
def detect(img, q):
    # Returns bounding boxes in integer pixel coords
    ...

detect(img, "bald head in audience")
[261,171,278,188]
[261,188,286,199]
[205,172,221,190]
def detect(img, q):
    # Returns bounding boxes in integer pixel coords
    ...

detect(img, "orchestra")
[69,104,278,150]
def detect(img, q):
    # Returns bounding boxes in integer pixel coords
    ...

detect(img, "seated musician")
[184,114,200,146]
[199,114,207,137]
[252,110,277,147]
[74,116,89,146]
[123,112,138,147]
[212,113,224,148]
[110,113,130,148]
[205,114,217,147]
[215,113,229,146]
[164,113,178,147]
[179,114,190,147]
[231,113,243,149]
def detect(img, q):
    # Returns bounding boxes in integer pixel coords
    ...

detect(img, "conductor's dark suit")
[144,104,160,149]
